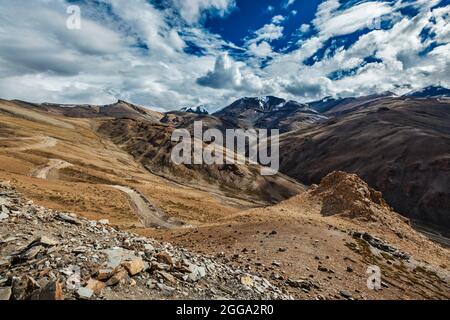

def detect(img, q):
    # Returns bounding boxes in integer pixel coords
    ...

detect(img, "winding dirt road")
[111,185,185,229]
[12,134,186,230]
[32,159,72,179]
[1,136,57,151]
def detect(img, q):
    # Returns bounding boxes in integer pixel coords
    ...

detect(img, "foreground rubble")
[0,182,289,300]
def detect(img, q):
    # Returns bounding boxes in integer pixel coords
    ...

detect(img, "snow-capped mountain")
[404,86,450,98]
[213,96,327,132]
[180,105,209,115]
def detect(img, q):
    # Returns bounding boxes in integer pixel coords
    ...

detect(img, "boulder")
[106,268,129,286]
[95,268,114,281]
[157,271,177,284]
[156,251,173,266]
[56,213,81,225]
[77,287,94,300]
[122,258,145,276]
[31,281,64,300]
[86,279,106,295]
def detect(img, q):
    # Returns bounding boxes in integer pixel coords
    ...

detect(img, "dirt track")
[32,159,72,179]
[110,185,185,229]
[1,136,57,151]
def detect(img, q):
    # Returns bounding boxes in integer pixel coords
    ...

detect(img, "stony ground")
[0,182,288,300]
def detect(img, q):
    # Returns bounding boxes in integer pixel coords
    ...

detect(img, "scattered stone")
[96,268,114,281]
[106,268,129,286]
[272,261,282,267]
[158,271,177,284]
[0,287,12,300]
[0,259,11,271]
[318,266,333,273]
[269,230,277,236]
[0,212,9,220]
[104,247,138,269]
[146,279,155,289]
[98,219,110,225]
[241,275,254,287]
[157,283,175,295]
[156,251,174,266]
[31,281,64,300]
[122,258,145,276]
[0,183,290,300]
[86,279,106,295]
[286,279,318,291]
[339,290,353,300]
[352,232,410,260]
[77,287,94,300]
[34,235,59,247]
[56,213,81,225]
[12,276,40,300]
[188,265,206,282]
[11,245,42,264]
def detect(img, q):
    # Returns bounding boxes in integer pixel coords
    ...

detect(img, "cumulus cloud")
[196,54,243,89]
[248,41,274,58]
[282,76,333,99]
[196,54,264,92]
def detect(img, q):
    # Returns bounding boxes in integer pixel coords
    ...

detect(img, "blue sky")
[0,0,449,111]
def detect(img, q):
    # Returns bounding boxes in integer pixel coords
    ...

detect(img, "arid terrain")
[0,95,449,300]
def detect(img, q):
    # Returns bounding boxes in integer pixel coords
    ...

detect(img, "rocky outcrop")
[310,172,410,228]
[279,98,450,229]
[311,172,391,221]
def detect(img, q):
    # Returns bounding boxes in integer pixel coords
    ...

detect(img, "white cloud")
[283,0,297,8]
[196,54,264,92]
[299,24,311,33]
[249,23,284,44]
[313,1,393,37]
[272,15,285,24]
[249,41,274,58]
[0,0,448,110]
[171,0,236,24]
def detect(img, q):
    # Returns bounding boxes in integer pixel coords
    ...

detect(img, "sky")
[0,0,449,111]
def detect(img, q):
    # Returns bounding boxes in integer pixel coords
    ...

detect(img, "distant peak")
[404,85,450,98]
[180,106,209,115]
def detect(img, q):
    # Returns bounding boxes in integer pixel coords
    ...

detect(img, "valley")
[0,88,449,300]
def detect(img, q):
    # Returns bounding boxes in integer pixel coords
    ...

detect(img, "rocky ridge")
[0,182,288,300]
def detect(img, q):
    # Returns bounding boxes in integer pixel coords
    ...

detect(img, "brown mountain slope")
[150,171,449,300]
[279,98,450,230]
[213,96,327,132]
[8,99,164,123]
[0,99,449,300]
[98,118,304,204]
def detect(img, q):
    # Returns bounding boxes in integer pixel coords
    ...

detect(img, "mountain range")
[2,85,450,231]
[0,85,449,300]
